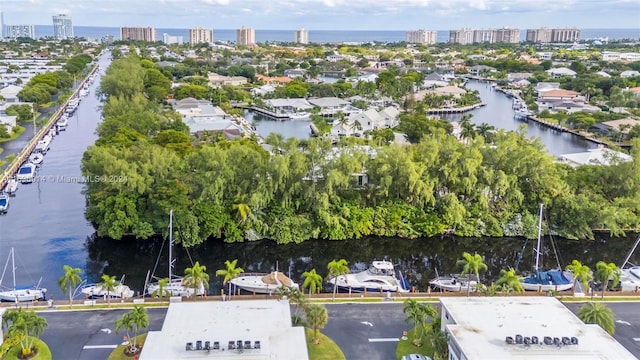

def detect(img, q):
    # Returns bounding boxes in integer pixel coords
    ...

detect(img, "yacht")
[0,194,8,214]
[327,260,411,293]
[34,134,52,154]
[430,273,479,292]
[0,248,47,302]
[57,116,69,131]
[288,112,311,120]
[4,178,17,196]
[81,275,135,299]
[16,163,36,183]
[229,271,298,294]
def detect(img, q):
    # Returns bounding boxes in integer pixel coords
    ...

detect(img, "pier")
[0,63,100,191]
[427,102,486,114]
[233,104,290,120]
[518,114,611,147]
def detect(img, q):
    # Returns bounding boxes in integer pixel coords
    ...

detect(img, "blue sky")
[2,0,639,29]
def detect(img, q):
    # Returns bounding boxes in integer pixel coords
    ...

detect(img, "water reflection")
[247,111,312,140]
[87,233,639,295]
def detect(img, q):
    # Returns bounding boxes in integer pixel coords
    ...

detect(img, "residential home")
[331,106,400,137]
[0,85,23,103]
[255,74,293,85]
[265,98,314,114]
[283,69,307,79]
[620,70,640,78]
[184,116,244,138]
[251,84,276,96]
[507,72,533,81]
[308,97,354,116]
[534,82,561,95]
[432,85,467,98]
[596,71,611,78]
[423,72,448,88]
[559,147,632,167]
[0,115,17,133]
[207,72,248,88]
[537,89,581,101]
[537,52,553,60]
[593,117,640,136]
[546,67,577,78]
[156,61,178,67]
[169,97,226,118]
[468,65,497,76]
[538,100,600,114]
[629,87,640,97]
[510,79,531,88]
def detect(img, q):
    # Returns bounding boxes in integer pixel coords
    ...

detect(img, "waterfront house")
[207,72,248,88]
[620,70,640,78]
[559,147,632,167]
[535,82,561,94]
[264,98,314,114]
[468,65,497,76]
[0,115,17,133]
[432,85,467,98]
[283,69,306,79]
[507,72,533,81]
[423,72,449,88]
[538,100,600,114]
[255,74,293,85]
[0,85,23,103]
[546,67,577,78]
[596,71,612,78]
[510,79,531,88]
[629,87,640,97]
[308,97,354,116]
[250,84,276,96]
[593,118,640,138]
[537,89,581,101]
[331,106,400,137]
[170,97,226,118]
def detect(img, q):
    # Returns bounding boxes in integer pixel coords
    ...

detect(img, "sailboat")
[0,248,47,302]
[614,235,640,292]
[520,204,574,292]
[145,210,205,297]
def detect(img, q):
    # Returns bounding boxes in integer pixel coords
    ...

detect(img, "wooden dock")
[0,64,100,191]
[427,102,486,114]
[518,114,610,147]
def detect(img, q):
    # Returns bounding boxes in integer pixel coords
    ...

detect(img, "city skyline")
[0,0,637,30]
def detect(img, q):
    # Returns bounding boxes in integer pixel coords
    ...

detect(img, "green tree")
[183,261,209,298]
[98,274,117,306]
[566,260,592,295]
[578,302,615,335]
[595,261,620,299]
[402,299,437,347]
[327,259,349,301]
[152,277,170,298]
[301,268,323,296]
[58,265,82,307]
[216,259,245,296]
[6,310,48,357]
[456,252,488,297]
[496,268,524,294]
[305,304,328,345]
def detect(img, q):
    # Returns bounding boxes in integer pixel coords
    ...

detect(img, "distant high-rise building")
[526,28,552,43]
[5,25,36,39]
[406,29,437,44]
[120,27,156,42]
[236,26,255,45]
[189,27,213,45]
[52,14,73,39]
[294,28,309,44]
[551,28,581,42]
[163,33,183,45]
[1,12,4,39]
[474,29,497,43]
[449,28,474,44]
[496,28,520,43]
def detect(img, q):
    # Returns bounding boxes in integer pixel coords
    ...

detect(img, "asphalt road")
[39,307,167,360]
[564,301,640,359]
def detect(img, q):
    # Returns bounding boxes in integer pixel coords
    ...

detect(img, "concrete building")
[5,25,35,39]
[140,300,309,360]
[473,29,497,43]
[526,27,553,43]
[162,33,183,45]
[406,29,437,44]
[52,14,73,39]
[294,28,309,44]
[449,28,474,44]
[236,26,255,45]
[496,27,520,43]
[189,27,213,45]
[120,27,156,42]
[440,297,636,360]
[601,51,640,62]
[551,28,581,42]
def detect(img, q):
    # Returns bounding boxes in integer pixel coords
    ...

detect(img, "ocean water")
[32,26,640,43]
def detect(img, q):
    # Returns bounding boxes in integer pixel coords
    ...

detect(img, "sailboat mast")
[169,209,174,280]
[11,248,16,291]
[534,204,543,271]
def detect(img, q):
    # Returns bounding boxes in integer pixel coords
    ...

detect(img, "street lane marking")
[83,345,118,349]
[633,338,640,342]
[616,320,631,326]
[368,338,400,342]
[360,321,373,327]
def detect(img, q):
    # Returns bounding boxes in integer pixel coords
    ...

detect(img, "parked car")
[401,355,432,360]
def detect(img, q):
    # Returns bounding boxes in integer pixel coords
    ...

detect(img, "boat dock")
[0,64,100,191]
[233,104,290,120]
[517,114,611,147]
[427,102,486,114]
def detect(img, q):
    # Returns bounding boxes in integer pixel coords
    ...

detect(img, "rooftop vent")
[185,342,193,351]
[505,336,514,344]
[571,337,579,345]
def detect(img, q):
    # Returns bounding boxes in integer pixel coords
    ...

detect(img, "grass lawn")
[396,325,435,360]
[107,334,147,360]
[0,126,26,143]
[4,338,52,360]
[305,328,345,360]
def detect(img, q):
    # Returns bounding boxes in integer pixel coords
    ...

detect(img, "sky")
[1,0,639,30]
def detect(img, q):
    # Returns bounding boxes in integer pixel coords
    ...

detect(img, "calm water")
[32,26,640,43]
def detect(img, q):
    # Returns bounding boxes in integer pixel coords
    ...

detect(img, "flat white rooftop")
[140,300,308,360]
[440,297,635,360]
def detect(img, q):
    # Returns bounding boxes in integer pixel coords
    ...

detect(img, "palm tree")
[216,259,245,297]
[428,317,449,360]
[152,278,170,298]
[456,252,488,297]
[232,203,252,223]
[566,260,592,295]
[183,261,210,299]
[595,261,620,299]
[476,122,495,143]
[578,302,615,335]
[279,287,309,326]
[305,304,328,345]
[130,305,149,350]
[301,268,323,297]
[8,310,48,357]
[327,259,349,301]
[115,311,134,347]
[58,265,82,307]
[402,299,437,347]
[495,268,524,294]
[98,274,117,306]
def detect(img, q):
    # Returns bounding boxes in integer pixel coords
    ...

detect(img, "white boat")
[28,152,44,165]
[0,248,47,302]
[520,204,574,292]
[16,163,36,183]
[0,194,8,214]
[430,273,479,292]
[35,134,52,154]
[79,88,89,97]
[145,210,206,297]
[81,275,135,299]
[230,271,298,294]
[4,178,17,196]
[616,235,640,292]
[327,260,411,293]
[57,116,69,130]
[288,112,311,120]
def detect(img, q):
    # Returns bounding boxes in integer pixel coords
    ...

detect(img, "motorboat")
[34,134,52,154]
[327,260,411,293]
[57,116,69,131]
[0,194,8,214]
[0,248,47,302]
[520,204,574,292]
[430,274,479,292]
[4,178,17,196]
[229,271,298,294]
[615,235,640,292]
[145,210,206,297]
[81,275,135,299]
[288,112,311,120]
[28,152,44,165]
[16,163,36,183]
